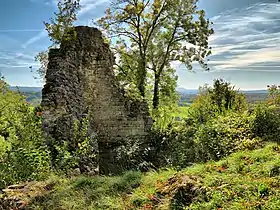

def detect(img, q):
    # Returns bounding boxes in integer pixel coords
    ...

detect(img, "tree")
[34,51,49,80]
[44,0,80,46]
[267,84,280,106]
[0,79,50,188]
[97,0,214,109]
[189,79,247,124]
[35,0,80,79]
[209,79,247,112]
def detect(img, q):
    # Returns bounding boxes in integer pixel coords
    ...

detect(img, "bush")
[194,112,256,162]
[49,117,99,173]
[187,80,248,125]
[251,104,280,141]
[148,111,261,169]
[0,82,50,188]
[147,119,197,170]
[187,86,219,124]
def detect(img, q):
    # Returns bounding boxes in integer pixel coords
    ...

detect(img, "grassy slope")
[28,142,280,210]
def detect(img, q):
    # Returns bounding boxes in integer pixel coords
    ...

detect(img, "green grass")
[27,142,280,209]
[28,171,142,210]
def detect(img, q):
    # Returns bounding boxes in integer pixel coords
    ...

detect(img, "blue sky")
[0,0,279,89]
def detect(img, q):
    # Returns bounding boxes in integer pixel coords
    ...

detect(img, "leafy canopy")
[35,0,80,79]
[45,0,80,45]
[97,0,214,109]
[188,79,248,124]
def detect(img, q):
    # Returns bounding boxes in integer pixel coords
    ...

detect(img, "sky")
[0,0,279,90]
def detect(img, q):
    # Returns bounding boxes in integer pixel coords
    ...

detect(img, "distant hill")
[176,88,198,94]
[8,86,268,95]
[8,86,42,106]
[177,87,268,94]
[6,86,268,106]
[177,87,269,105]
[8,86,42,93]
[240,90,268,94]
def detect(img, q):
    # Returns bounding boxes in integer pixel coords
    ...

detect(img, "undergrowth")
[27,142,280,210]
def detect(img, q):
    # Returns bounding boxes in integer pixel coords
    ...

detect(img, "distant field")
[179,92,268,105]
[7,86,269,108]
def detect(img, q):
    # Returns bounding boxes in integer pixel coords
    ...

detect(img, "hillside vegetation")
[1,79,280,209]
[1,0,280,209]
[24,142,280,209]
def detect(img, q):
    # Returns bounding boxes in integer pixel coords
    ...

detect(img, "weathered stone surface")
[41,26,152,175]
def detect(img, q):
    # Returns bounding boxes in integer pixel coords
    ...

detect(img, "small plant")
[50,117,98,173]
[258,184,269,198]
[269,164,280,177]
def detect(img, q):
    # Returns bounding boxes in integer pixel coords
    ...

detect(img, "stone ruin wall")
[41,26,153,175]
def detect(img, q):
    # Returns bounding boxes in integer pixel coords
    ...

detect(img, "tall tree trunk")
[153,73,160,109]
[138,59,146,98]
[139,76,146,97]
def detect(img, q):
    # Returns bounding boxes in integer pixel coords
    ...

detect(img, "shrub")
[0,81,50,188]
[188,80,248,125]
[147,120,197,169]
[194,112,255,162]
[50,117,99,173]
[187,85,219,124]
[251,104,280,141]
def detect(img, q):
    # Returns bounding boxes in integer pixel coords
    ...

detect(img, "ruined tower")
[41,26,152,174]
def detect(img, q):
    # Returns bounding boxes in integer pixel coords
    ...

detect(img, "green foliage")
[35,0,80,79]
[251,104,280,141]
[114,137,149,172]
[24,143,280,209]
[149,81,256,169]
[210,79,238,111]
[267,84,280,106]
[34,51,49,80]
[29,171,142,209]
[148,83,250,169]
[188,84,219,124]
[149,110,263,169]
[152,104,181,132]
[194,112,260,162]
[188,80,248,124]
[72,118,98,171]
[44,0,80,45]
[98,0,213,109]
[49,117,98,173]
[0,81,50,188]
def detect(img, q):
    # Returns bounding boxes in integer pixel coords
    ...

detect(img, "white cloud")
[22,30,48,49]
[0,64,39,68]
[0,50,39,69]
[22,0,109,47]
[78,0,110,16]
[48,0,109,16]
[207,2,280,72]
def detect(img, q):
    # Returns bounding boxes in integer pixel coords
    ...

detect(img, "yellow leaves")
[105,8,111,15]
[152,0,163,15]
[137,2,145,12]
[124,4,136,15]
[124,2,145,15]
[153,0,162,10]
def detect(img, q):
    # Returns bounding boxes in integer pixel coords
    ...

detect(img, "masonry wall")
[41,26,152,174]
